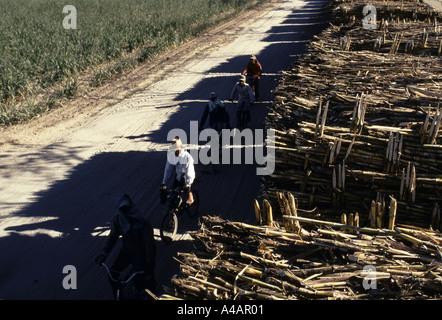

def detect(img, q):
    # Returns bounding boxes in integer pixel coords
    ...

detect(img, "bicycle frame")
[101,262,144,300]
[235,103,251,130]
[166,188,186,213]
[160,182,200,243]
[245,74,257,89]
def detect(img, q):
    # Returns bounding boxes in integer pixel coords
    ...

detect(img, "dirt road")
[423,0,442,11]
[0,0,330,299]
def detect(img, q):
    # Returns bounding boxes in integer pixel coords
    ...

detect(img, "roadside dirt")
[0,0,331,300]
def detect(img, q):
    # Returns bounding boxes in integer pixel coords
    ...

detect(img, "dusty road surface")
[423,0,442,11]
[0,0,330,299]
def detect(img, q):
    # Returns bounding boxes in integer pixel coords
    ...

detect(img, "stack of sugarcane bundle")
[332,0,442,56]
[159,0,442,301]
[263,0,442,229]
[160,194,442,300]
[334,0,440,27]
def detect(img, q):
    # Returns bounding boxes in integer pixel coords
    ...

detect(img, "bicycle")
[101,262,146,300]
[245,74,257,96]
[160,183,200,243]
[204,122,229,174]
[235,103,251,130]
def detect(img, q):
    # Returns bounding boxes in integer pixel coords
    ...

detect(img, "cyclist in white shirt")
[160,138,195,205]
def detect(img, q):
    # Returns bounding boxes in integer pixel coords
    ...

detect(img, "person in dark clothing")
[95,194,156,299]
[199,92,230,132]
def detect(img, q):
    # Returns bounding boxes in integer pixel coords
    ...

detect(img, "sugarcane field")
[160,0,442,300]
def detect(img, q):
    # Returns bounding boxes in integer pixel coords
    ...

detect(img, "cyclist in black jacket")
[95,194,156,299]
[199,92,230,132]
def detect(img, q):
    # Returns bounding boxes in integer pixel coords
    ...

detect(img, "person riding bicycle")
[229,75,255,126]
[242,55,262,101]
[160,138,195,205]
[199,92,230,132]
[95,194,156,299]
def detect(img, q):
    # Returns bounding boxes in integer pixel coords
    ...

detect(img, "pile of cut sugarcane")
[263,0,442,229]
[160,193,442,300]
[160,0,442,300]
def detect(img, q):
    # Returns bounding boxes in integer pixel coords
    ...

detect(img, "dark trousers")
[236,100,251,124]
[247,75,260,100]
[172,176,186,190]
[109,249,155,299]
[253,77,260,100]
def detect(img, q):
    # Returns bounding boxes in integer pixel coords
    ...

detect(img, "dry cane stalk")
[287,192,302,233]
[400,168,405,200]
[420,106,431,143]
[397,134,403,167]
[280,192,292,230]
[410,164,416,203]
[376,201,383,229]
[278,192,291,231]
[427,115,436,144]
[263,199,273,227]
[341,213,347,232]
[392,133,399,169]
[320,100,329,137]
[430,111,441,144]
[315,100,322,136]
[354,212,360,234]
[427,107,440,144]
[386,131,393,166]
[283,215,398,236]
[336,138,342,159]
[349,212,354,234]
[277,191,286,216]
[329,139,338,165]
[343,137,355,162]
[254,199,262,225]
[351,94,360,133]
[389,195,398,230]
[370,200,376,228]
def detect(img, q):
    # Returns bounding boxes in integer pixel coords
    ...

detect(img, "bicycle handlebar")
[101,262,144,284]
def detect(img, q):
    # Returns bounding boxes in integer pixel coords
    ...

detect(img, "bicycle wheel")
[186,190,200,218]
[211,141,221,175]
[160,211,178,243]
[236,109,244,130]
[243,109,250,129]
[121,273,146,300]
[121,280,138,300]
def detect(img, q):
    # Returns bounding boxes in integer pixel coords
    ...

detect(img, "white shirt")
[230,82,255,104]
[162,149,195,187]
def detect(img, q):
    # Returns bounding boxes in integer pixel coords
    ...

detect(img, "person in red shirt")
[242,55,263,101]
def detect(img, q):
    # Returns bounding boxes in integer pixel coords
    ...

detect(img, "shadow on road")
[0,0,330,300]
